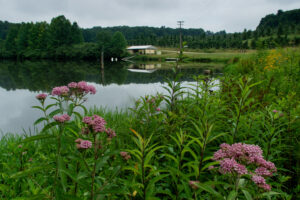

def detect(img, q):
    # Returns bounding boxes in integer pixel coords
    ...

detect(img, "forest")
[0,9,300,60]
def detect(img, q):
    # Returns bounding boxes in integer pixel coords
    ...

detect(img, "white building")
[127,45,157,55]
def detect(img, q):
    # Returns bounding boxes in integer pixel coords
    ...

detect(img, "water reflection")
[0,60,221,134]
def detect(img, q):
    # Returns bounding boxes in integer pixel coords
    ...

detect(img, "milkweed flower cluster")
[36,93,47,101]
[51,81,96,97]
[212,143,276,191]
[53,114,71,123]
[105,128,116,138]
[83,115,107,133]
[75,138,92,149]
[68,81,96,95]
[120,151,131,161]
[52,86,69,96]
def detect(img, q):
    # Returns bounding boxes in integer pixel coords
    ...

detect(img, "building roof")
[127,45,157,50]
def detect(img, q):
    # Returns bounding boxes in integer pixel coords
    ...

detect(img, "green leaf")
[68,103,74,116]
[58,157,67,192]
[78,104,88,115]
[49,109,62,118]
[196,182,223,199]
[10,166,50,178]
[227,191,237,200]
[201,161,219,171]
[33,117,48,126]
[45,103,57,111]
[31,106,44,112]
[242,189,252,200]
[41,121,58,133]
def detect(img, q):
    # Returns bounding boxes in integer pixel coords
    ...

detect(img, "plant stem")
[90,134,98,200]
[53,124,64,198]
[142,140,146,200]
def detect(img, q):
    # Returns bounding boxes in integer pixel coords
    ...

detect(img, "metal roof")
[127,45,157,50]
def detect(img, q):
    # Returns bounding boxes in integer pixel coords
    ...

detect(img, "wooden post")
[101,51,104,69]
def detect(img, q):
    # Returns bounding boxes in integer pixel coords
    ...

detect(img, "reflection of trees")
[0,61,221,92]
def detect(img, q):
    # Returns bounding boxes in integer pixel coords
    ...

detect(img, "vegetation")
[0,47,299,199]
[0,16,127,60]
[1,9,300,60]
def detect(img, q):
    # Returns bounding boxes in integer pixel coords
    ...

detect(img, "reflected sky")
[0,80,220,134]
[0,61,221,134]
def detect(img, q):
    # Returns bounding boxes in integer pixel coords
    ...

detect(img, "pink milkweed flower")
[83,115,106,133]
[189,180,200,190]
[53,114,71,123]
[68,82,77,88]
[51,86,69,96]
[36,93,47,101]
[105,128,116,138]
[156,108,161,112]
[120,151,131,161]
[75,138,92,149]
[272,109,279,113]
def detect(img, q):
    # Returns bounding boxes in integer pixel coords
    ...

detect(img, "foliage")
[0,48,299,199]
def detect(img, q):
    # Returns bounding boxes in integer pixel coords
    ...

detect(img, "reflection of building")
[127,45,157,55]
[127,63,161,73]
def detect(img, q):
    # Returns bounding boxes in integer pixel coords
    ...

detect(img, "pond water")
[0,60,222,134]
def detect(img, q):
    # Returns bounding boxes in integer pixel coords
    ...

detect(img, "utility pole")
[177,21,184,55]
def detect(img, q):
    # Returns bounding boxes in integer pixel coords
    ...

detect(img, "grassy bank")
[0,47,299,199]
[131,47,255,63]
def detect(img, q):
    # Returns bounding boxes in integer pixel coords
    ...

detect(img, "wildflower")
[75,138,92,149]
[272,109,279,113]
[22,151,27,155]
[189,180,200,190]
[105,128,116,138]
[53,114,71,123]
[51,86,69,96]
[255,167,273,177]
[68,82,77,88]
[18,145,23,148]
[28,158,33,162]
[83,115,106,133]
[77,81,96,94]
[120,151,131,161]
[132,190,137,197]
[36,93,47,101]
[213,143,276,191]
[251,175,271,191]
[156,108,161,112]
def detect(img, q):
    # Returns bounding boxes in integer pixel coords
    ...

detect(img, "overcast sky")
[0,0,299,32]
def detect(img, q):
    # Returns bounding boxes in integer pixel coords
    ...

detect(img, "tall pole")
[101,46,104,70]
[177,21,184,55]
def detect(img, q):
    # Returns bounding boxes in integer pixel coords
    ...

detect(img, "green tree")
[110,31,127,58]
[4,25,19,55]
[96,31,112,58]
[49,15,73,47]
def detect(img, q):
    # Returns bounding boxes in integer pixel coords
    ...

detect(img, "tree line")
[0,9,300,60]
[0,16,127,60]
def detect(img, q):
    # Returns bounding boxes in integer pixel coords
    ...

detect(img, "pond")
[0,60,222,134]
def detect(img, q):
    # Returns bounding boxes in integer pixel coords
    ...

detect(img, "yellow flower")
[132,190,137,197]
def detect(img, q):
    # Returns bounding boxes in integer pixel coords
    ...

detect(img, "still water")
[0,60,222,134]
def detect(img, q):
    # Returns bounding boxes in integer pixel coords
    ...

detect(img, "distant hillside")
[1,9,300,60]
[256,9,300,35]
